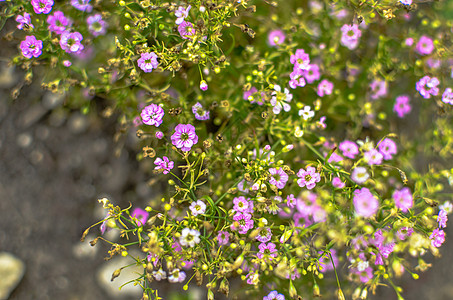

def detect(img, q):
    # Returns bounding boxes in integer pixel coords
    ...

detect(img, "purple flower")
[400,0,412,5]
[31,0,54,14]
[370,79,388,100]
[430,228,445,248]
[16,12,34,30]
[257,242,277,260]
[131,208,149,226]
[442,88,453,105]
[155,131,164,139]
[233,212,254,234]
[256,227,272,243]
[141,103,164,126]
[233,196,252,213]
[286,194,296,208]
[303,64,321,84]
[171,124,198,151]
[175,5,191,25]
[416,75,439,99]
[217,230,230,245]
[364,149,383,165]
[340,24,361,50]
[268,167,288,189]
[20,36,43,59]
[415,35,434,55]
[189,200,206,216]
[289,67,306,89]
[178,21,195,39]
[351,167,369,184]
[192,102,210,120]
[263,290,285,300]
[268,29,285,46]
[339,140,359,159]
[438,209,448,228]
[154,156,174,174]
[168,269,186,283]
[87,14,107,37]
[60,31,84,54]
[297,166,321,190]
[63,60,72,67]
[47,11,72,35]
[317,79,334,97]
[378,138,397,160]
[137,52,158,73]
[394,95,411,118]
[353,187,379,218]
[71,0,93,12]
[318,249,339,273]
[392,187,413,213]
[199,80,208,91]
[332,177,345,188]
[290,49,310,71]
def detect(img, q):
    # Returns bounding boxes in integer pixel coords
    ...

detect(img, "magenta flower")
[353,187,379,218]
[286,194,296,208]
[233,212,254,234]
[154,156,174,174]
[289,67,306,89]
[16,13,34,30]
[416,75,439,99]
[31,0,54,14]
[199,80,208,91]
[217,230,230,245]
[256,227,272,243]
[87,14,108,37]
[20,36,43,59]
[303,64,321,84]
[178,21,195,39]
[364,149,383,165]
[370,79,388,100]
[392,187,413,213]
[442,88,453,105]
[192,102,210,120]
[47,11,72,35]
[189,200,206,216]
[290,49,310,71]
[60,31,84,54]
[171,124,198,151]
[263,290,285,300]
[233,196,252,213]
[430,228,445,248]
[438,209,448,228]
[175,5,191,25]
[268,29,285,46]
[268,167,288,189]
[131,208,149,226]
[352,266,373,283]
[257,242,277,260]
[297,166,321,190]
[155,131,163,139]
[340,24,362,50]
[332,177,345,188]
[394,95,412,118]
[243,87,258,101]
[415,35,434,55]
[339,140,359,159]
[137,52,158,73]
[317,79,334,97]
[378,138,397,160]
[141,103,164,126]
[71,0,93,12]
[63,60,72,67]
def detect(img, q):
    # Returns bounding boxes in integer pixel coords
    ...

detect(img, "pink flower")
[171,124,198,151]
[430,228,445,248]
[63,60,71,67]
[364,149,383,165]
[415,35,434,55]
[268,167,288,189]
[268,29,285,46]
[31,0,54,14]
[378,138,397,160]
[178,21,195,39]
[154,156,174,174]
[438,209,448,228]
[20,36,43,59]
[303,64,321,84]
[59,31,84,54]
[317,79,334,97]
[175,5,191,25]
[392,187,413,213]
[340,24,362,50]
[141,103,164,126]
[289,67,306,89]
[351,167,369,184]
[87,14,108,37]
[370,79,388,100]
[16,13,34,30]
[290,49,310,71]
[199,80,208,91]
[442,88,453,105]
[168,269,186,283]
[396,227,414,240]
[137,52,158,73]
[353,187,379,218]
[256,227,272,243]
[263,290,285,300]
[257,242,277,260]
[233,196,253,213]
[189,200,206,216]
[286,194,296,208]
[131,208,149,226]
[71,0,92,12]
[339,140,359,159]
[233,212,254,234]
[192,102,210,120]
[400,0,412,5]
[217,230,230,245]
[155,131,164,139]
[416,75,439,99]
[47,11,72,34]
[332,177,345,188]
[394,95,411,118]
[297,166,321,190]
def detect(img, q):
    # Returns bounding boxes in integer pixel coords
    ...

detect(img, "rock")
[0,252,25,300]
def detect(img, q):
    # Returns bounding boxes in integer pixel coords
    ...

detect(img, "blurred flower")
[339,140,359,159]
[268,29,285,46]
[438,210,448,228]
[340,24,361,50]
[87,14,108,37]
[47,11,72,34]
[416,75,439,99]
[430,228,445,248]
[175,5,191,25]
[192,102,210,120]
[378,138,397,160]
[353,187,378,217]
[131,208,149,226]
[392,187,413,213]
[290,49,310,71]
[60,31,84,54]
[394,95,411,118]
[71,0,92,12]
[415,35,434,55]
[442,88,453,105]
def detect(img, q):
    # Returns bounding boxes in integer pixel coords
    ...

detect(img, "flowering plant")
[2,0,453,299]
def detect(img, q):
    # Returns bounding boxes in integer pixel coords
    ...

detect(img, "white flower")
[270,85,293,114]
[357,260,369,272]
[351,167,369,184]
[298,106,315,120]
[179,228,201,247]
[152,268,167,281]
[439,201,453,214]
[168,268,186,283]
[189,200,206,216]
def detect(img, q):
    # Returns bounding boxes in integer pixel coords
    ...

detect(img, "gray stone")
[0,252,25,300]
